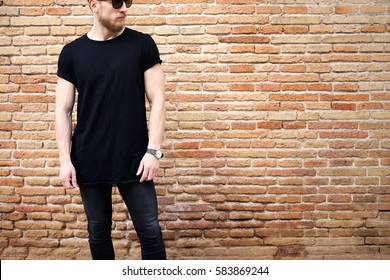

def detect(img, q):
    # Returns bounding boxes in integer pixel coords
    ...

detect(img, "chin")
[99,16,125,33]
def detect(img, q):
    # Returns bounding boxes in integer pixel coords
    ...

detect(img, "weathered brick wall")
[1,0,390,259]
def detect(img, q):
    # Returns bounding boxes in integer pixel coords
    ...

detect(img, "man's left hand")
[136,153,160,182]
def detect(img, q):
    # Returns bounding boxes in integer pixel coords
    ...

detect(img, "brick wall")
[1,0,390,260]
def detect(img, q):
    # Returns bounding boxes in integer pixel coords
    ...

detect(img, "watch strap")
[146,148,163,158]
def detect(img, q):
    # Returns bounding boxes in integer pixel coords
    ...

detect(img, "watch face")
[156,150,162,158]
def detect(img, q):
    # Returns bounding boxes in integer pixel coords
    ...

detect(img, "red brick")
[179,213,203,220]
[265,221,314,229]
[9,238,59,248]
[166,221,215,230]
[230,64,255,73]
[172,150,215,158]
[258,26,282,34]
[165,204,214,213]
[231,122,256,130]
[283,26,309,34]
[20,84,46,93]
[308,83,332,91]
[319,131,368,139]
[19,8,45,16]
[174,142,199,149]
[219,35,269,44]
[46,7,72,15]
[284,6,308,14]
[15,205,64,213]
[0,178,24,187]
[361,25,386,33]
[229,212,254,220]
[232,26,257,34]
[229,83,254,91]
[334,83,359,92]
[335,6,358,14]
[321,94,369,101]
[256,83,280,91]
[331,103,357,110]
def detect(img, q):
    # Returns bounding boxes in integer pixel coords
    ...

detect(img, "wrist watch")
[146,148,164,159]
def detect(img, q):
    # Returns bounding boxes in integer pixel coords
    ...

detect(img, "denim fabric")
[79,180,166,260]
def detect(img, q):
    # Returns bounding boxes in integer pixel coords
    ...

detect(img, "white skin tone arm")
[55,77,78,189]
[136,63,166,183]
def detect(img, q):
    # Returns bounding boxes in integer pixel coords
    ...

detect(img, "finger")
[146,173,154,181]
[60,176,68,187]
[63,179,73,189]
[136,160,144,176]
[71,170,78,188]
[140,166,150,183]
[147,167,157,181]
[70,181,77,188]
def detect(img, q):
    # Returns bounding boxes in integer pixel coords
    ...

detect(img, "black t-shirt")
[57,28,162,184]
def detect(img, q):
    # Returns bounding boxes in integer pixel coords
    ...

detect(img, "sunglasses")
[99,0,133,9]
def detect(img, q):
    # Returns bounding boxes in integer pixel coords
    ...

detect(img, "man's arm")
[55,77,78,189]
[137,63,166,182]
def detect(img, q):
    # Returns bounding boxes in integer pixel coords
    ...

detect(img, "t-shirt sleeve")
[142,34,162,72]
[57,44,76,85]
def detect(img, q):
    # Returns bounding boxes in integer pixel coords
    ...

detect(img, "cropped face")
[91,0,131,33]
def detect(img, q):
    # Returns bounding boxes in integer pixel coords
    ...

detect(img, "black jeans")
[79,180,166,260]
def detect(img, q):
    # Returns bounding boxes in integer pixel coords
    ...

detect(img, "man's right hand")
[59,161,78,189]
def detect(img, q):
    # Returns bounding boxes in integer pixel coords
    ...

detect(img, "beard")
[98,14,125,34]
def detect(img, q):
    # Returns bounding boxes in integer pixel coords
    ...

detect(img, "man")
[55,0,166,260]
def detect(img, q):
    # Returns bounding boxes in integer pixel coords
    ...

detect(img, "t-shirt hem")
[144,59,162,72]
[57,71,75,85]
[78,178,142,186]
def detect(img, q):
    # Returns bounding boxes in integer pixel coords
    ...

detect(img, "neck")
[87,21,125,41]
